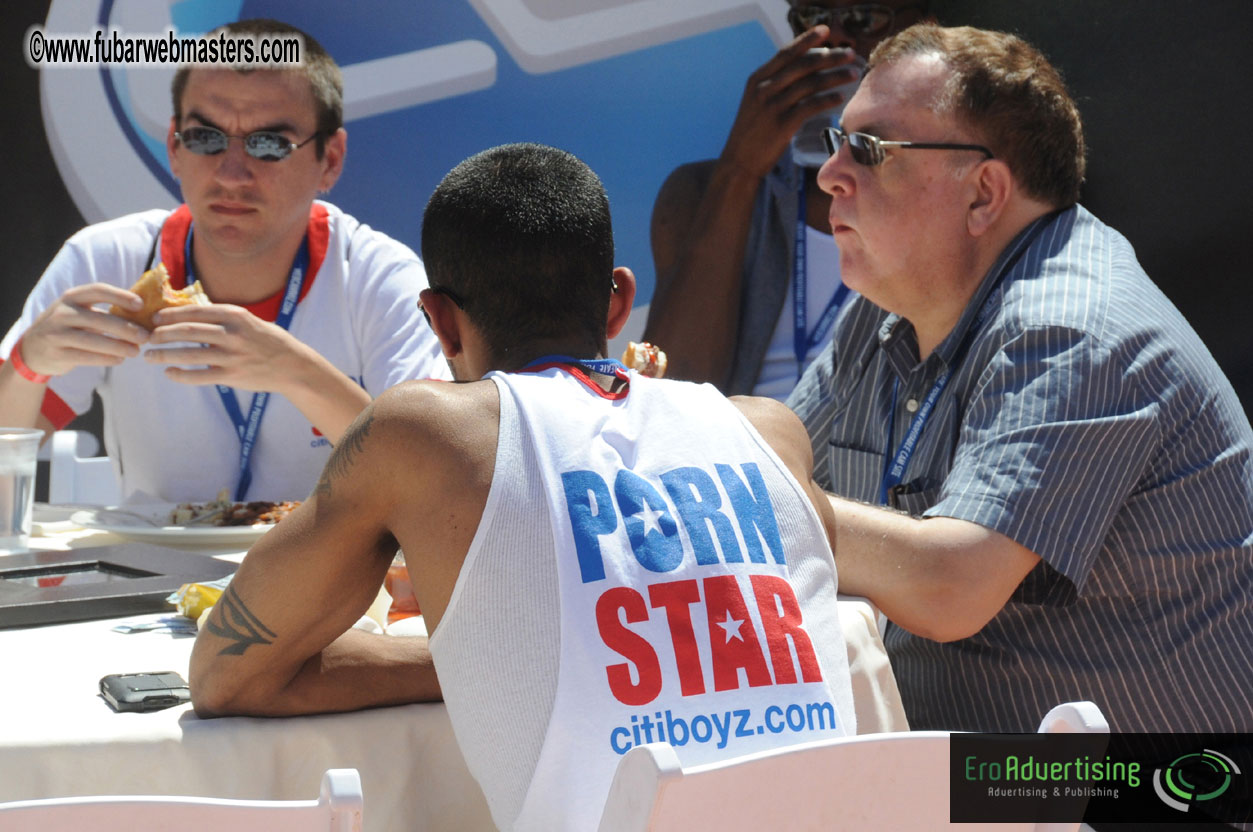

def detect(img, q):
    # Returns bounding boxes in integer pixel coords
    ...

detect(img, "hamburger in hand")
[110,263,209,330]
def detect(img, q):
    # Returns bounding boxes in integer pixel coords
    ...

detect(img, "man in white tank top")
[191,144,856,831]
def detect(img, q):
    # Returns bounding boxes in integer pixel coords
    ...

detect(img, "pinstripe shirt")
[788,205,1253,732]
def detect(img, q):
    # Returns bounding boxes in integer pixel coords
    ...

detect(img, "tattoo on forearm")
[206,584,277,656]
[314,409,374,499]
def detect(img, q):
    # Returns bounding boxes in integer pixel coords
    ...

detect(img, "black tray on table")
[0,543,236,629]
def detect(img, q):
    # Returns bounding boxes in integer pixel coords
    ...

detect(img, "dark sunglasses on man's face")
[787,4,912,38]
[822,126,994,166]
[175,125,321,162]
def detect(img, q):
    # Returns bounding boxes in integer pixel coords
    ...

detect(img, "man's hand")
[720,25,859,180]
[15,283,149,377]
[148,303,316,392]
[645,26,857,388]
[146,303,371,443]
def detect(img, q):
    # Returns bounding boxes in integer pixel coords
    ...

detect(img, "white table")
[0,526,496,831]
[0,527,906,831]
[0,612,495,831]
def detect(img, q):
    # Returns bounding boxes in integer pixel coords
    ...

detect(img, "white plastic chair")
[0,768,362,832]
[598,702,1108,832]
[44,429,120,505]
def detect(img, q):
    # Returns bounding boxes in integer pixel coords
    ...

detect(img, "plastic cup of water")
[0,428,42,555]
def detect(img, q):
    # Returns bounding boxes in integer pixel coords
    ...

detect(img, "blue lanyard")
[518,354,629,378]
[185,226,309,501]
[874,211,1059,506]
[793,176,850,380]
[878,370,951,506]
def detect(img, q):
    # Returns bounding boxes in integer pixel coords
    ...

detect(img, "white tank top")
[429,366,855,830]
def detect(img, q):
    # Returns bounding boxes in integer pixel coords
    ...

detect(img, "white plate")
[69,504,275,547]
[34,503,83,523]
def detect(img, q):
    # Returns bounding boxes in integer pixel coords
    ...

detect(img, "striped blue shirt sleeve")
[926,325,1159,589]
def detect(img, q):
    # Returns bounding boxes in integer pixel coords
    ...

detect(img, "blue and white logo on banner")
[41,0,790,343]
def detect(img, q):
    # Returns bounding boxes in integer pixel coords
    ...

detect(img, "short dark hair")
[170,19,343,158]
[870,24,1085,207]
[421,143,615,367]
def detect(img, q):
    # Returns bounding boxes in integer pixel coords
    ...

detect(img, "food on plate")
[169,489,301,527]
[109,262,209,330]
[168,489,232,525]
[229,501,302,525]
[621,341,668,378]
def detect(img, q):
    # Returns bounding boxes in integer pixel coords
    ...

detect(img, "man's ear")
[606,266,636,341]
[318,128,347,192]
[966,159,1014,238]
[420,288,463,359]
[167,118,182,180]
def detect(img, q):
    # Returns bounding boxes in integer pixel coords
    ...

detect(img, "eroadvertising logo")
[950,733,1252,824]
[1153,749,1241,813]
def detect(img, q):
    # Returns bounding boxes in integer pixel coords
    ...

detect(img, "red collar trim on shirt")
[159,203,329,323]
[518,361,631,401]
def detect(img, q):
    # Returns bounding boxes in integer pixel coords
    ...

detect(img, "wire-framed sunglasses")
[787,3,921,38]
[175,125,323,162]
[822,126,993,166]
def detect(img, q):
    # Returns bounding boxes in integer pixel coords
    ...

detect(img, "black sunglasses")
[787,3,922,38]
[175,125,322,162]
[822,126,993,166]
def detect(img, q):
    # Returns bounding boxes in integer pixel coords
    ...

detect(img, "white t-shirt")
[430,366,854,831]
[0,202,448,501]
[751,224,846,401]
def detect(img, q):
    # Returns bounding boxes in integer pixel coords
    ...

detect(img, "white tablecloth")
[0,612,495,831]
[0,529,906,831]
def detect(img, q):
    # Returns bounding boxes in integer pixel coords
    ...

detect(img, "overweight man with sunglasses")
[0,19,445,502]
[788,23,1253,733]
[647,1,929,399]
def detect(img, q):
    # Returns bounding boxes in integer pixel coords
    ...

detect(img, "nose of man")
[213,139,255,185]
[816,143,854,197]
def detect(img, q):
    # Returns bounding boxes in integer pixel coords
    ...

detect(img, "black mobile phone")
[99,671,191,713]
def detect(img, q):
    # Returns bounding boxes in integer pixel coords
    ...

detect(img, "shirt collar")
[877,314,920,380]
[158,202,331,323]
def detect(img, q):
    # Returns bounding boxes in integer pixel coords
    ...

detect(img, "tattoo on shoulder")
[206,584,277,656]
[314,409,375,499]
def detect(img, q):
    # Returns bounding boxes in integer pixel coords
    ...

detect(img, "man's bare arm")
[734,394,1038,641]
[0,361,49,432]
[190,392,441,718]
[645,27,858,389]
[732,395,840,553]
[827,497,1040,642]
[646,161,760,388]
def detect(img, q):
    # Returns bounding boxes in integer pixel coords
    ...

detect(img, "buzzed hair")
[421,143,615,367]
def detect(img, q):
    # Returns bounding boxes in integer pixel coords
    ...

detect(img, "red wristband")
[9,338,52,384]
